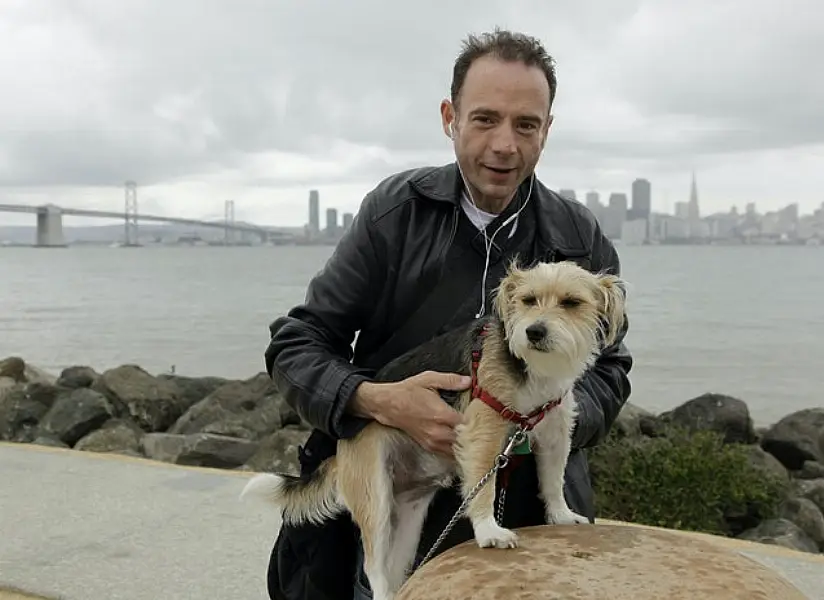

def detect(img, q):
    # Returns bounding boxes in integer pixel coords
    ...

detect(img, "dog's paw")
[547,508,589,525]
[473,518,519,549]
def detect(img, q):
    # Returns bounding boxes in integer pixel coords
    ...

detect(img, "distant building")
[629,178,651,221]
[558,189,577,202]
[308,190,320,235]
[603,193,628,239]
[342,212,354,231]
[325,208,338,237]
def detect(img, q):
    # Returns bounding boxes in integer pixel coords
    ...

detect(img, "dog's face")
[492,260,627,379]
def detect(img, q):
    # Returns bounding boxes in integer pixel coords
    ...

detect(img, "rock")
[0,382,61,442]
[612,402,653,438]
[0,356,26,381]
[0,357,57,403]
[761,408,824,470]
[658,393,756,444]
[722,445,792,536]
[168,372,288,441]
[74,419,143,455]
[242,426,311,475]
[140,432,259,469]
[91,365,189,432]
[794,479,824,515]
[744,445,790,484]
[36,388,115,446]
[57,366,100,389]
[778,496,824,550]
[31,435,69,448]
[396,524,810,600]
[157,374,229,408]
[796,460,824,480]
[737,518,819,553]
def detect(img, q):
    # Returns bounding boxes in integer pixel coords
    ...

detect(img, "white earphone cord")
[455,161,535,319]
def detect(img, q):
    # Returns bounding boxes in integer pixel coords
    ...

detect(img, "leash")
[416,425,528,569]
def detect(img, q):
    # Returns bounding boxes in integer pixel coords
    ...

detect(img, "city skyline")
[559,171,823,244]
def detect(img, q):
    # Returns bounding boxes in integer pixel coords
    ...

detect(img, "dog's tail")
[240,456,343,526]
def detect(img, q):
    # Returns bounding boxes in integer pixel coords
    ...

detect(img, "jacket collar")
[408,162,591,257]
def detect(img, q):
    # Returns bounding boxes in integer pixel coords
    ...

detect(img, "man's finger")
[418,371,471,391]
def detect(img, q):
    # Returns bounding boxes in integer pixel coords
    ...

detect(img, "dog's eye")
[560,297,582,308]
[522,295,537,306]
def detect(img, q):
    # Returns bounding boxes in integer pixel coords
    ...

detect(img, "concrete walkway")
[1,442,822,599]
[1,442,281,600]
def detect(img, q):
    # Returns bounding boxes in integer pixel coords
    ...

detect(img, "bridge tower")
[224,200,235,245]
[124,181,139,246]
[35,204,67,247]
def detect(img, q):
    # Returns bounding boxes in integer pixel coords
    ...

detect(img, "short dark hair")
[450,28,557,111]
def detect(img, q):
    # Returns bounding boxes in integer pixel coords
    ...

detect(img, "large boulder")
[794,478,824,515]
[395,524,809,600]
[167,372,293,441]
[241,426,311,475]
[737,518,819,554]
[73,418,144,455]
[0,381,61,442]
[56,365,100,389]
[140,432,259,469]
[777,496,824,551]
[612,402,656,438]
[36,387,114,446]
[761,408,824,471]
[658,393,756,444]
[91,365,190,432]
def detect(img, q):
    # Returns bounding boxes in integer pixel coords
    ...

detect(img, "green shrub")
[587,426,790,536]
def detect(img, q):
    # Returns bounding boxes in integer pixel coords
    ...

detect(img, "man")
[264,28,632,600]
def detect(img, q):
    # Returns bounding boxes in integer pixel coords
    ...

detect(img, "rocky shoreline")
[2,356,823,556]
[0,356,310,475]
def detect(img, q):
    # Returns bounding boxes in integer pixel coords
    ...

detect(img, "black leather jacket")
[266,162,632,460]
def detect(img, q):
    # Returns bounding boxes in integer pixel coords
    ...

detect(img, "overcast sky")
[1,0,822,227]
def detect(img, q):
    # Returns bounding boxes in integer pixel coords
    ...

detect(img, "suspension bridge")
[0,181,296,247]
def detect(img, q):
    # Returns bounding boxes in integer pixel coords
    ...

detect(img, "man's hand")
[351,371,470,456]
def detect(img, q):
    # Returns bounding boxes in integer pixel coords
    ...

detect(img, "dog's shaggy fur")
[242,260,627,600]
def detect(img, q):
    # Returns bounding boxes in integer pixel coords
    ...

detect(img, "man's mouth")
[484,165,515,175]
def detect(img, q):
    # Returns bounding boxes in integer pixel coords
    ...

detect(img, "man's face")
[441,55,553,212]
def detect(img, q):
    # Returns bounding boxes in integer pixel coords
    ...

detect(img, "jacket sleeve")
[264,192,385,440]
[571,224,633,450]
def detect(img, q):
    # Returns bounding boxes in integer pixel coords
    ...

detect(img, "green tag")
[512,436,532,455]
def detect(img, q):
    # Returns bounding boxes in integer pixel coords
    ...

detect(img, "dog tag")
[511,436,532,455]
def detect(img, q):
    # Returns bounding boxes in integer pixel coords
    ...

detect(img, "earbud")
[448,122,455,139]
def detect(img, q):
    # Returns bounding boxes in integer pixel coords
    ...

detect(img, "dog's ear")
[595,273,627,347]
[493,261,525,318]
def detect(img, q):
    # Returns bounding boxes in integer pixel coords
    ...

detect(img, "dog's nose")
[525,323,547,343]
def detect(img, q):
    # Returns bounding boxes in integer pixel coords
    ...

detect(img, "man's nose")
[489,124,517,154]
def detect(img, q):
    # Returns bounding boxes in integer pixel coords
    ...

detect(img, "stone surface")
[396,524,810,600]
[761,408,824,470]
[738,519,819,554]
[658,392,757,444]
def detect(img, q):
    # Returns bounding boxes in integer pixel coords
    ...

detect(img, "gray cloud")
[0,0,822,212]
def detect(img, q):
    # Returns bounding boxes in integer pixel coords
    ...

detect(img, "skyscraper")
[308,190,320,234]
[630,178,651,220]
[688,171,700,222]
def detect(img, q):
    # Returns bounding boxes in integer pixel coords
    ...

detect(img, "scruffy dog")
[242,260,627,600]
